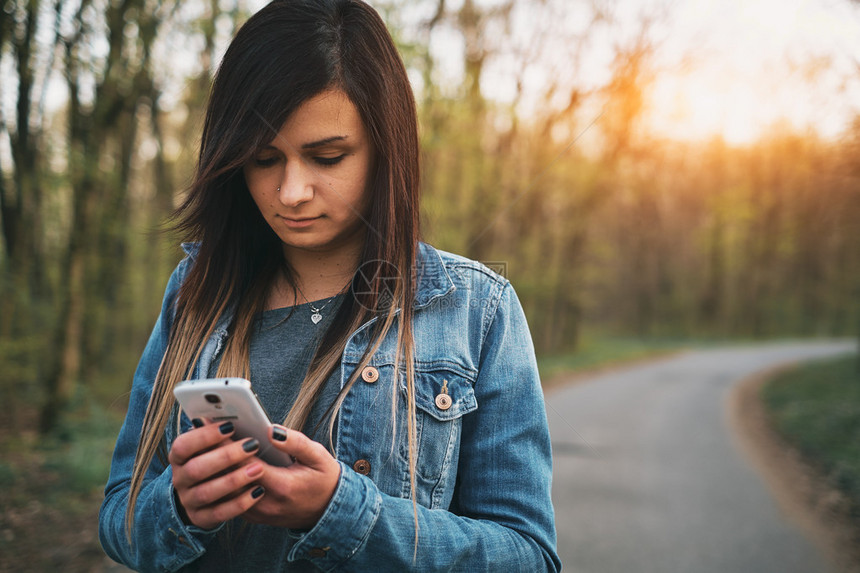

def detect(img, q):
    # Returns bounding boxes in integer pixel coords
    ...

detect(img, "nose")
[277,159,315,207]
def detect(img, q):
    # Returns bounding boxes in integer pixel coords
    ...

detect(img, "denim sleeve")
[287,282,561,572]
[99,256,223,572]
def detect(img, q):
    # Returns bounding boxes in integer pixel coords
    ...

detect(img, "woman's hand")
[241,425,341,530]
[168,420,268,530]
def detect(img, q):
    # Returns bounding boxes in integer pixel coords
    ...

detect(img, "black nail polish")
[251,486,265,499]
[242,438,260,453]
[272,427,287,442]
[191,418,204,428]
[219,421,234,435]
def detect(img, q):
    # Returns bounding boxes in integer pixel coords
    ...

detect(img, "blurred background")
[1,0,859,570]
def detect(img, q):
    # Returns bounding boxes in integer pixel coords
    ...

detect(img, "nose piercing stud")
[277,185,281,192]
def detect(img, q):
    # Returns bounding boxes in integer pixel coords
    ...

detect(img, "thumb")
[269,424,331,467]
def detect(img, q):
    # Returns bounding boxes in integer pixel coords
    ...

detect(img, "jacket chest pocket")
[400,365,478,507]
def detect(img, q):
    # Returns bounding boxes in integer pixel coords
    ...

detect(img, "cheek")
[354,159,374,212]
[248,189,275,214]
[244,168,272,201]
[244,177,270,209]
[344,182,371,218]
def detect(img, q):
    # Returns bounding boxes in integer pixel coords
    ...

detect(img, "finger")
[183,459,266,511]
[186,482,267,530]
[268,425,331,468]
[175,436,260,489]
[169,421,236,466]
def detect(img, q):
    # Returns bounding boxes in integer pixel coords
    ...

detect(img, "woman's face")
[243,89,374,260]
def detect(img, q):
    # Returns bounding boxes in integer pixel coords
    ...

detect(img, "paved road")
[547,340,856,573]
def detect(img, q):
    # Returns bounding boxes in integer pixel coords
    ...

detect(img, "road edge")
[542,349,687,395]
[728,363,860,573]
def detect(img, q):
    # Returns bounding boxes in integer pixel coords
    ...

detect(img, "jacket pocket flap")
[410,368,477,422]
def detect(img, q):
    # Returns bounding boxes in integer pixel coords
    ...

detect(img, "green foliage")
[0,398,123,571]
[39,432,118,497]
[11,398,123,497]
[0,461,15,489]
[0,0,858,436]
[762,354,860,516]
[0,335,40,387]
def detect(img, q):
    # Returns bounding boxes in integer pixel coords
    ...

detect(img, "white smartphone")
[173,377,293,467]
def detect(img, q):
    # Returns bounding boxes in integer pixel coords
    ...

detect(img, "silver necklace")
[294,281,349,324]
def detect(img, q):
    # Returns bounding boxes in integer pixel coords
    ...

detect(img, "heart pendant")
[311,313,322,324]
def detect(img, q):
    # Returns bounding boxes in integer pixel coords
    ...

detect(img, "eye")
[253,156,280,167]
[313,154,347,167]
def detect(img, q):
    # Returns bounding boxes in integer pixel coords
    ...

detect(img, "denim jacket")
[99,242,560,572]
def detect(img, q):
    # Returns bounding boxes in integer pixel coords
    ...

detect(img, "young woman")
[99,0,560,571]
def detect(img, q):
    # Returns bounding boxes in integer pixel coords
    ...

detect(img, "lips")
[279,215,322,229]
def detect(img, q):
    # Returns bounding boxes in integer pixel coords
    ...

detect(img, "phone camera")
[204,393,221,404]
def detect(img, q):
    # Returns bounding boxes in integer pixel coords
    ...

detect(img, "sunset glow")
[647,70,793,144]
[640,0,860,143]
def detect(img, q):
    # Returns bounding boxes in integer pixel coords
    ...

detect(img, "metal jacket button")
[361,366,379,383]
[435,393,452,410]
[353,459,371,475]
[435,379,452,410]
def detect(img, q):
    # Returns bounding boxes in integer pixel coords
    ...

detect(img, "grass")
[537,336,690,386]
[0,400,125,572]
[762,354,860,518]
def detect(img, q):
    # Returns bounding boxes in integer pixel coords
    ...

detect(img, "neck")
[274,241,362,307]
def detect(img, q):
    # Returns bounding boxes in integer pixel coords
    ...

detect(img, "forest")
[1,0,859,439]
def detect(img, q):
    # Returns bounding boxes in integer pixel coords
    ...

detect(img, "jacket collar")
[413,241,455,309]
[180,241,456,310]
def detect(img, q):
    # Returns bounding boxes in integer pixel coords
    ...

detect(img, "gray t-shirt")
[247,296,345,446]
[208,294,345,445]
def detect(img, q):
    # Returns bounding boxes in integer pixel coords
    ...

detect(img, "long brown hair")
[126,0,421,539]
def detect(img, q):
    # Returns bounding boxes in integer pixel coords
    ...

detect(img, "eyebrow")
[300,135,348,150]
[260,135,349,153]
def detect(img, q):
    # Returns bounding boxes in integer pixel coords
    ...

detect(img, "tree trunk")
[38,0,164,433]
